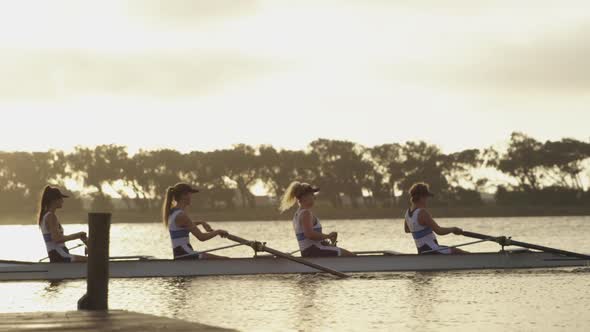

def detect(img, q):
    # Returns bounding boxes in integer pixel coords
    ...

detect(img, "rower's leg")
[71,255,87,262]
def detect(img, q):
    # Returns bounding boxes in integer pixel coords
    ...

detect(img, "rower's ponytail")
[38,186,52,225]
[162,187,174,226]
[279,181,301,213]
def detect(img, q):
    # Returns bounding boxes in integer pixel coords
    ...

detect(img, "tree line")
[1,132,589,213]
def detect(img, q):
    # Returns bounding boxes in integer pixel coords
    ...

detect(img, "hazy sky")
[1,0,589,153]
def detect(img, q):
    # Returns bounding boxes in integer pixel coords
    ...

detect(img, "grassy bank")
[2,205,590,225]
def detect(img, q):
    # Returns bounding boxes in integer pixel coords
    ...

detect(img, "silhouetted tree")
[204,145,259,208]
[258,146,320,198]
[540,138,590,189]
[370,143,404,206]
[488,132,544,191]
[0,131,588,215]
[0,151,66,196]
[396,141,448,198]
[310,139,373,208]
[68,145,130,210]
[489,133,590,191]
[128,149,187,209]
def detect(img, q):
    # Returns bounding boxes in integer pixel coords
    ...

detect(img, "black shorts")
[301,245,340,257]
[48,249,72,263]
[173,244,201,260]
[417,239,451,255]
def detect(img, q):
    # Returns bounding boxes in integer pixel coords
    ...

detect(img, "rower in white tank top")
[403,182,466,255]
[405,208,451,254]
[293,208,341,256]
[168,208,203,259]
[40,211,74,262]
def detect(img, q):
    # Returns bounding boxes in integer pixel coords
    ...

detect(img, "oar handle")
[225,234,266,252]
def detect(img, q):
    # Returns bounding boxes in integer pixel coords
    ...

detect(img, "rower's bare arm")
[301,210,327,241]
[47,215,66,243]
[191,227,218,241]
[404,220,410,233]
[177,214,225,241]
[47,215,85,243]
[418,210,455,236]
[193,221,214,232]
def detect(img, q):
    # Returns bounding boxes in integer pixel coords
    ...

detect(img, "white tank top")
[404,208,438,249]
[168,208,192,249]
[39,212,67,253]
[293,208,323,251]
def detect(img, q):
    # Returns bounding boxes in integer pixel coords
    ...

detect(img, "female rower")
[280,181,355,257]
[38,186,87,262]
[163,183,228,260]
[404,182,467,254]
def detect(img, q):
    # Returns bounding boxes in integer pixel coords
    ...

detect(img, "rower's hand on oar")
[79,232,88,244]
[327,232,338,243]
[452,227,463,235]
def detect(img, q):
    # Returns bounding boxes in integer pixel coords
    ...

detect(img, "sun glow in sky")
[1,0,589,153]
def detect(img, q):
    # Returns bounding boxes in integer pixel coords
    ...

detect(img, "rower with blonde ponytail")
[282,181,356,257]
[279,181,303,213]
[163,183,229,260]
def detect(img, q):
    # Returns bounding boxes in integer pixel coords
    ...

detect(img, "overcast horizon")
[1,1,589,154]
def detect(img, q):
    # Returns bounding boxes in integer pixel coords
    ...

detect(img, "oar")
[38,243,85,262]
[200,243,245,254]
[420,239,489,255]
[225,234,350,278]
[462,231,590,260]
[174,243,246,259]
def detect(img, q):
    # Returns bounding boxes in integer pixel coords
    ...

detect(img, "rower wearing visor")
[163,183,228,260]
[280,181,355,257]
[38,186,88,263]
[404,182,467,254]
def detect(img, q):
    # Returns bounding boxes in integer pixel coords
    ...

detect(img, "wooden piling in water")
[78,213,111,311]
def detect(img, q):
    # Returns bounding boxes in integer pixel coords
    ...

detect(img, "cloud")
[470,25,590,94]
[126,0,259,27]
[0,50,283,100]
[380,22,590,96]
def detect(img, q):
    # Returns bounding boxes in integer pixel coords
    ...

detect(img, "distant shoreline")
[1,205,589,225]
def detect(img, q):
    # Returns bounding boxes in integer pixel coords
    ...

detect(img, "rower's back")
[168,208,195,259]
[39,212,72,262]
[292,208,323,251]
[405,208,438,253]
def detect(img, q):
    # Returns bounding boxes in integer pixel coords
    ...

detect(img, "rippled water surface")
[1,216,590,331]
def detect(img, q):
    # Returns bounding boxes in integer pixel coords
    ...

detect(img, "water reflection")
[163,277,191,317]
[407,273,437,327]
[293,275,327,331]
[42,280,66,295]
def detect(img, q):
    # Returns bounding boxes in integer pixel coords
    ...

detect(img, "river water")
[1,216,589,331]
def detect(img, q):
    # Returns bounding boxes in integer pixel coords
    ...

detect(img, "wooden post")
[78,213,111,311]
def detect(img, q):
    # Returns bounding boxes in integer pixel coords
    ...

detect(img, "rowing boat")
[1,250,588,281]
